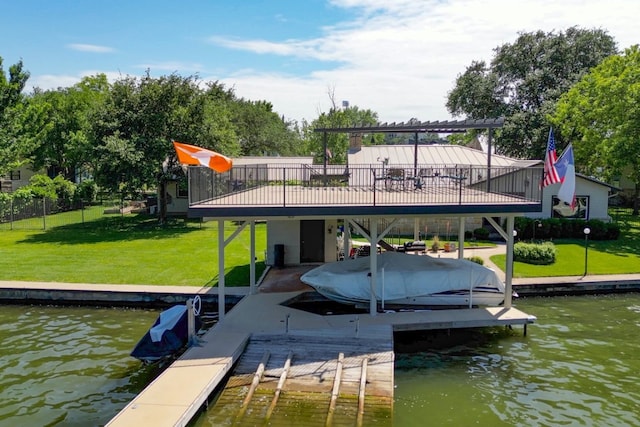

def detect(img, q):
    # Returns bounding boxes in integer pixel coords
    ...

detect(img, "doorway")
[300,220,325,263]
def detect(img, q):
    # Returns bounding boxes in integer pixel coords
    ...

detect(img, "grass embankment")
[0,213,266,286]
[491,209,640,277]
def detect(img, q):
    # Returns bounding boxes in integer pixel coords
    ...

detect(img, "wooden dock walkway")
[204,330,394,426]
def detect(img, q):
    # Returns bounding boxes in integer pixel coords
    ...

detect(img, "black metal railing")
[188,163,543,208]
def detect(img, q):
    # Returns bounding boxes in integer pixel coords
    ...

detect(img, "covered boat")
[300,251,506,308]
[131,302,202,363]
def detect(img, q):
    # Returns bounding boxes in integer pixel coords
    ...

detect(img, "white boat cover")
[300,251,505,303]
[149,305,187,342]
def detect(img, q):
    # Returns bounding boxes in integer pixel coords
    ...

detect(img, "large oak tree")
[553,46,640,214]
[90,72,239,222]
[447,27,617,159]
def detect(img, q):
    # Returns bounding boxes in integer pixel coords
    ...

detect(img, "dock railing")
[188,163,543,208]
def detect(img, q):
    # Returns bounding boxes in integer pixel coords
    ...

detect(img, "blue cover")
[130,305,202,363]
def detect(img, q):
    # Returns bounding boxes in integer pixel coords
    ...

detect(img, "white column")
[414,217,420,241]
[250,220,256,294]
[344,219,351,260]
[505,216,515,308]
[218,219,226,320]
[458,217,465,259]
[369,220,378,316]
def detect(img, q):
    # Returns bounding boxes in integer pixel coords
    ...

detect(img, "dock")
[208,329,394,426]
[107,287,535,426]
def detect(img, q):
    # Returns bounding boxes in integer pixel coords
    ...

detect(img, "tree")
[230,99,302,156]
[0,57,31,175]
[90,72,240,222]
[27,74,110,181]
[447,27,617,159]
[303,89,379,165]
[553,46,640,214]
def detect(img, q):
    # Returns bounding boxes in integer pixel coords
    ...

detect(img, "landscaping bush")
[466,256,484,265]
[514,241,556,265]
[514,217,620,241]
[75,179,98,204]
[473,227,489,240]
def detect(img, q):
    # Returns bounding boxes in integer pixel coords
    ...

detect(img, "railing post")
[283,167,286,207]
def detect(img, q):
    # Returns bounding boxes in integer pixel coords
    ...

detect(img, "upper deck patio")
[187,163,543,219]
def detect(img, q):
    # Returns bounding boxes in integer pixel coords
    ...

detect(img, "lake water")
[0,305,161,427]
[2,294,640,426]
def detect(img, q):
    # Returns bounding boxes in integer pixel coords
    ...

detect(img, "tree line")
[2,26,640,217]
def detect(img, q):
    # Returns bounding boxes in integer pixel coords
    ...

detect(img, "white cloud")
[215,0,640,123]
[67,43,115,53]
[35,0,640,125]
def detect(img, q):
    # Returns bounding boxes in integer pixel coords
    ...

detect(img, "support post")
[250,220,256,294]
[187,298,196,346]
[344,219,351,260]
[218,220,226,320]
[369,220,378,316]
[505,216,515,308]
[458,217,465,259]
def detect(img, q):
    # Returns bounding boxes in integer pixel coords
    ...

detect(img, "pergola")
[314,118,505,191]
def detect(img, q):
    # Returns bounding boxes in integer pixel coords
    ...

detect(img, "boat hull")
[131,305,201,363]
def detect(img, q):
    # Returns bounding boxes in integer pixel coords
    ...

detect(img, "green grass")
[491,240,640,277]
[0,214,266,287]
[491,208,640,277]
[3,206,640,284]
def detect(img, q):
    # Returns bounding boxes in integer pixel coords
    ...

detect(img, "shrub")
[53,175,76,209]
[28,174,57,201]
[514,241,556,265]
[514,217,620,241]
[466,256,484,265]
[473,227,489,240]
[75,179,98,203]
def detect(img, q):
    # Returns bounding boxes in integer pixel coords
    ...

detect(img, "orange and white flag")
[172,141,232,173]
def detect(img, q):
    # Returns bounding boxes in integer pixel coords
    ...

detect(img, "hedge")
[514,217,620,241]
[514,241,557,265]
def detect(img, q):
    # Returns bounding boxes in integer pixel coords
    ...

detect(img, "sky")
[1,0,639,124]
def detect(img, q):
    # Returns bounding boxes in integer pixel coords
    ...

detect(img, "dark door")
[300,220,325,263]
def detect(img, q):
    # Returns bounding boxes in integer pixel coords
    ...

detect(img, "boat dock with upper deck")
[106,273,535,426]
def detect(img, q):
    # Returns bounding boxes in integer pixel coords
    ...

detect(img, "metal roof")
[314,118,504,134]
[233,156,314,166]
[348,144,537,168]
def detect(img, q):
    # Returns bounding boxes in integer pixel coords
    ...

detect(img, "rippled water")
[0,305,160,427]
[2,295,640,426]
[394,294,640,427]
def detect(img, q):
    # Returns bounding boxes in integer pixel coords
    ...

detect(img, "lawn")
[491,208,640,277]
[0,214,267,286]
[2,207,640,284]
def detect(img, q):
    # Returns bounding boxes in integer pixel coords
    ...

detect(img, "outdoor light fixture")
[583,227,591,276]
[533,220,542,241]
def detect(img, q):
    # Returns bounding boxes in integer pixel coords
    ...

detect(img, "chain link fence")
[0,195,151,231]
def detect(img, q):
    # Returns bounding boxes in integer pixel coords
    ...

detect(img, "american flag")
[542,128,560,187]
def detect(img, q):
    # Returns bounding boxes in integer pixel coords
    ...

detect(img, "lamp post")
[583,227,591,276]
[533,220,542,241]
